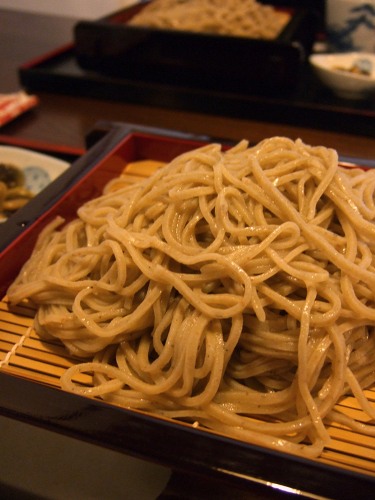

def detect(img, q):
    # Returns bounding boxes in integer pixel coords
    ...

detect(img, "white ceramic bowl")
[309,52,375,99]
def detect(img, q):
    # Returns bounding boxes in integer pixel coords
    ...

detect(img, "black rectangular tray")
[1,124,374,499]
[74,2,317,94]
[19,43,375,138]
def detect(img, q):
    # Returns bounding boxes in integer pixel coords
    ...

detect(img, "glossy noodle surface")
[7,137,375,459]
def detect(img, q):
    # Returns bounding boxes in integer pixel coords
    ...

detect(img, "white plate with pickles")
[309,52,375,99]
[0,146,69,222]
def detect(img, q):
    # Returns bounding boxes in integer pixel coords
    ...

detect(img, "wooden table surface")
[0,7,374,500]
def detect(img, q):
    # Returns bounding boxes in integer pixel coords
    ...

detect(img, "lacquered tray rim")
[0,369,373,500]
[18,46,375,138]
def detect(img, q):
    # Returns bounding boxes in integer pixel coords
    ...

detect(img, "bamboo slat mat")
[0,159,374,479]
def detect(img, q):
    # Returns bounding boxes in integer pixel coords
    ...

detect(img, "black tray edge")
[0,371,373,500]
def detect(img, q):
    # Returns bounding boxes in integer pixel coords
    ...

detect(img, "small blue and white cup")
[325,0,375,52]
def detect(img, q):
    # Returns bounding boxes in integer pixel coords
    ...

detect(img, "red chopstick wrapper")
[0,91,39,127]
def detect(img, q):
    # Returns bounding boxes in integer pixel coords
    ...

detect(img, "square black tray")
[1,124,374,499]
[19,42,375,138]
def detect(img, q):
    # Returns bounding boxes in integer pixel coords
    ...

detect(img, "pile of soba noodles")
[128,0,290,40]
[7,137,375,458]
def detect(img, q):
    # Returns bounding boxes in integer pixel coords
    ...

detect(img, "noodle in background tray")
[128,0,291,39]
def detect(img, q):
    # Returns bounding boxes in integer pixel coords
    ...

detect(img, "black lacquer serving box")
[74,1,318,94]
[0,124,374,499]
